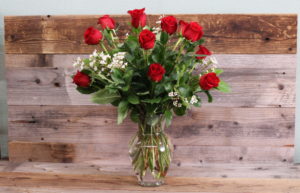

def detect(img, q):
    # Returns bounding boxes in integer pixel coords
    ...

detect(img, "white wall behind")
[0,0,299,161]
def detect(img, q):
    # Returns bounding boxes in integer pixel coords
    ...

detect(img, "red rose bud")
[127,8,146,28]
[196,45,212,60]
[199,72,220,90]
[84,27,103,45]
[73,71,91,87]
[161,16,178,35]
[139,29,156,50]
[179,20,203,42]
[148,63,166,82]
[98,15,115,29]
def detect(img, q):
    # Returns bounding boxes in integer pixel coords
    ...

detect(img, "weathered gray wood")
[9,141,294,164]
[0,168,300,193]
[6,67,296,107]
[1,161,300,178]
[8,106,295,147]
[5,54,297,68]
[4,14,297,54]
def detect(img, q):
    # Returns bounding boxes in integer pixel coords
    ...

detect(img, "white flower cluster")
[156,15,165,24]
[203,56,218,70]
[73,57,84,70]
[108,52,128,69]
[190,95,198,104]
[152,27,161,34]
[73,50,128,73]
[168,92,182,107]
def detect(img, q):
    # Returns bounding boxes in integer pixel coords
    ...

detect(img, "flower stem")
[110,31,118,49]
[172,37,183,51]
[100,42,109,54]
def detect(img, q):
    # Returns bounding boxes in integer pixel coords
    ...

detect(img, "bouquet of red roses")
[72,8,230,186]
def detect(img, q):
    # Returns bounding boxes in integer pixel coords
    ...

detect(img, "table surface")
[0,161,300,193]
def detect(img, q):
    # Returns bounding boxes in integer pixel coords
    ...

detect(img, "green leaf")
[111,68,125,84]
[216,81,231,93]
[178,87,192,97]
[130,109,140,123]
[128,94,140,104]
[160,31,169,45]
[136,91,150,95]
[164,110,172,127]
[117,100,129,124]
[141,98,162,104]
[214,69,223,75]
[204,91,213,103]
[76,86,98,94]
[92,89,120,104]
[173,106,187,116]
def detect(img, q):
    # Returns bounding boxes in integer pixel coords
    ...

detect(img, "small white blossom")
[92,49,98,57]
[190,95,198,104]
[152,27,161,34]
[177,103,182,107]
[173,101,178,106]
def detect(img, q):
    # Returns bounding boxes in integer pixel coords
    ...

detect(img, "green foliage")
[117,100,129,124]
[92,88,120,104]
[76,86,98,94]
[216,81,231,93]
[128,94,140,104]
[73,20,229,125]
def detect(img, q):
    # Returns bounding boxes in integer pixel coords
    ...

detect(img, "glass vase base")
[137,169,165,187]
[138,180,164,187]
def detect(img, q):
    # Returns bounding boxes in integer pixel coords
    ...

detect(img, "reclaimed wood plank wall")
[4,14,297,165]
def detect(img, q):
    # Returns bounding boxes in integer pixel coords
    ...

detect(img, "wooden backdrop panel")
[4,14,297,164]
[4,14,297,54]
[5,66,296,107]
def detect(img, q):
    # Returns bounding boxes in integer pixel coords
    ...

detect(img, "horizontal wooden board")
[5,54,297,68]
[9,141,294,164]
[6,67,296,107]
[4,14,297,54]
[8,106,295,147]
[1,161,300,179]
[0,170,300,193]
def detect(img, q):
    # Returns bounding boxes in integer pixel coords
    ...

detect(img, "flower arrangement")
[72,8,230,186]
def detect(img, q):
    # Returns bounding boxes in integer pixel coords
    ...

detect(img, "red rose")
[98,15,115,29]
[84,27,103,45]
[199,72,220,90]
[196,45,212,60]
[161,16,178,35]
[179,20,203,42]
[139,29,156,50]
[73,71,91,87]
[148,63,166,82]
[127,8,146,28]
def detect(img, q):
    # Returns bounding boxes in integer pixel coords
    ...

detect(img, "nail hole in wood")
[278,84,284,90]
[265,37,270,41]
[54,82,60,87]
[239,156,243,161]
[35,78,41,84]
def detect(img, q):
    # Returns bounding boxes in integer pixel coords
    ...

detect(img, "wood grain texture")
[4,14,297,54]
[1,161,300,192]
[8,141,294,164]
[8,106,295,147]
[0,170,300,193]
[6,67,296,107]
[5,54,297,68]
[2,161,300,179]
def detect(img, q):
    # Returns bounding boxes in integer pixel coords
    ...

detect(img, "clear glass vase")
[129,115,173,187]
